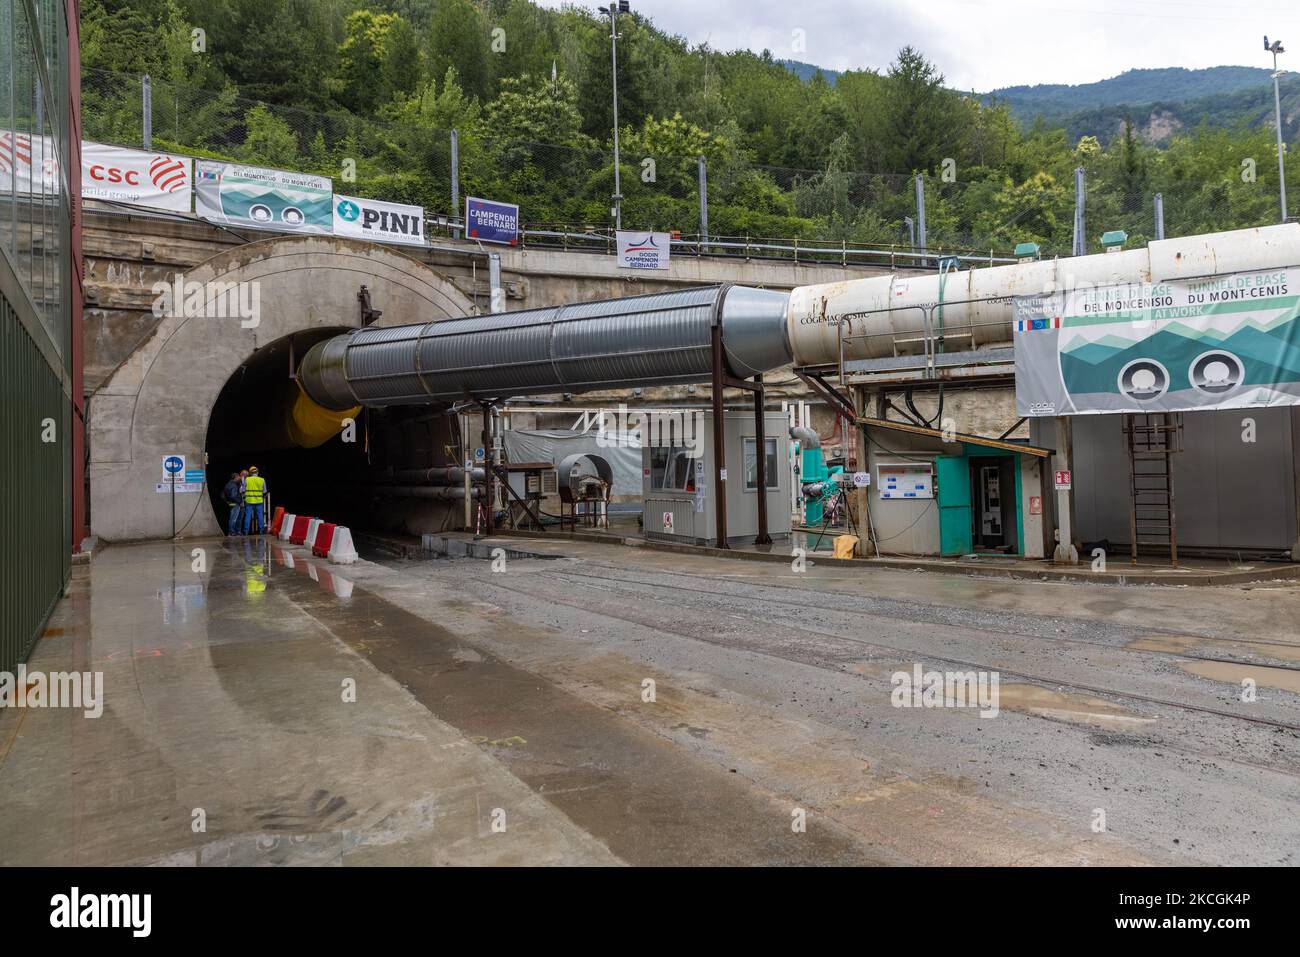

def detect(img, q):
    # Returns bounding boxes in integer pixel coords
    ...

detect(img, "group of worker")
[221,467,268,536]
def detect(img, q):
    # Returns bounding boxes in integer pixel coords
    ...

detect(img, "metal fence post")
[914,174,927,267]
[450,129,460,239]
[488,252,504,314]
[697,155,709,248]
[1154,192,1165,240]
[142,74,152,149]
[1072,167,1085,256]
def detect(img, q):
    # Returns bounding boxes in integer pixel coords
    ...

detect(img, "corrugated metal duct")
[299,285,792,411]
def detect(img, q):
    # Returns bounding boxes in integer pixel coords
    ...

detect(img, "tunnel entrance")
[205,329,466,537]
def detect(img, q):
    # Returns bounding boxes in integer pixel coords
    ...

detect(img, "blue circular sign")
[337,200,360,222]
[164,456,184,474]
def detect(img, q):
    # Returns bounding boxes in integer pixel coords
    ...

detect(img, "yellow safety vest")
[243,475,266,504]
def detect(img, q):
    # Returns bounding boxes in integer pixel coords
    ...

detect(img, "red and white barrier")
[328,526,358,564]
[313,523,336,558]
[275,512,357,564]
[289,515,311,545]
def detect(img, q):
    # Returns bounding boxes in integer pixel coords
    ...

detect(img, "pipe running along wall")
[786,223,1300,365]
[298,225,1300,410]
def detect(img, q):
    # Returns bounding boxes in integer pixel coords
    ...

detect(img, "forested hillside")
[80,0,1299,254]
[987,68,1300,146]
[988,67,1276,119]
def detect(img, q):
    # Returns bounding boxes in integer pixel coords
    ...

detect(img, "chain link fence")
[81,68,1292,265]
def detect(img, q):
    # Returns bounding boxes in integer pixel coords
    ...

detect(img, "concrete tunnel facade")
[88,236,474,542]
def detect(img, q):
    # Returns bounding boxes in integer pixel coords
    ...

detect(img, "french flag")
[1016,316,1062,332]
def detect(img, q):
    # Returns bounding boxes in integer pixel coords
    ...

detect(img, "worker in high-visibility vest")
[242,466,268,535]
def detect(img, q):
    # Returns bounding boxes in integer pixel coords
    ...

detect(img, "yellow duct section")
[287,380,360,449]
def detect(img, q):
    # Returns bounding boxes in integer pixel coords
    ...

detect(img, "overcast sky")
[537,0,1300,90]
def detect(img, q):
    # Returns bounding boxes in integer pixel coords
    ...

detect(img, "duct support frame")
[480,402,494,536]
[710,321,729,548]
[752,373,771,546]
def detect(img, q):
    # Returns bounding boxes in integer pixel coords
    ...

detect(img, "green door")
[936,456,972,556]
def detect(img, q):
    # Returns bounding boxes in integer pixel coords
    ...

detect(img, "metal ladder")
[1123,412,1183,566]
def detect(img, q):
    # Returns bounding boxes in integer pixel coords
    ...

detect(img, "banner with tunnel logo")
[82,142,192,211]
[1014,268,1300,416]
[194,160,332,233]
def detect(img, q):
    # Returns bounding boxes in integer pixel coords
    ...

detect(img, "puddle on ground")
[268,544,354,598]
[1128,633,1300,664]
[1179,660,1300,694]
[846,662,894,679]
[997,684,1156,729]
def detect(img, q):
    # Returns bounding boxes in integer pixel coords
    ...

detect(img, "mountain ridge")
[779,61,1296,143]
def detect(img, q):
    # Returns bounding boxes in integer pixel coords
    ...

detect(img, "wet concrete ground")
[2,534,1297,865]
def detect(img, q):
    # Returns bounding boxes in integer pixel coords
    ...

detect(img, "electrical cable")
[864,499,938,544]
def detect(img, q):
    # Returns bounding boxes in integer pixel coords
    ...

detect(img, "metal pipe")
[791,223,1300,367]
[1073,167,1086,256]
[387,467,485,483]
[511,229,1017,265]
[369,485,482,499]
[790,425,820,448]
[1273,51,1289,222]
[488,252,504,313]
[450,128,461,239]
[914,175,927,267]
[698,156,709,246]
[298,285,792,411]
[606,3,623,230]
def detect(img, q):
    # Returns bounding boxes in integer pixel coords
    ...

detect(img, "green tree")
[871,47,965,174]
[379,68,483,212]
[428,0,491,102]
[241,104,299,167]
[332,10,422,114]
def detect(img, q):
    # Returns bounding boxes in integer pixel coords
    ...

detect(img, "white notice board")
[877,463,935,500]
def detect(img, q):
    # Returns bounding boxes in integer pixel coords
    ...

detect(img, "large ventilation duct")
[786,224,1300,367]
[299,224,1300,413]
[300,284,792,411]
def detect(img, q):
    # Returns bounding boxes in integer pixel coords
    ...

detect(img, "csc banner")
[82,143,191,211]
[195,160,332,233]
[0,131,58,193]
[1015,268,1300,416]
[616,231,671,270]
[333,194,425,247]
[465,196,518,245]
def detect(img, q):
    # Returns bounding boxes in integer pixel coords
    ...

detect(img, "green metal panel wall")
[0,293,70,674]
[0,0,75,673]
[936,455,973,555]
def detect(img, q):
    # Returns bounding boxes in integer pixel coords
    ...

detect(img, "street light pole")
[601,3,627,230]
[600,3,626,231]
[1267,37,1289,222]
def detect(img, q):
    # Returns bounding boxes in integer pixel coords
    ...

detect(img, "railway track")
[569,561,1300,670]
[467,562,1300,735]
